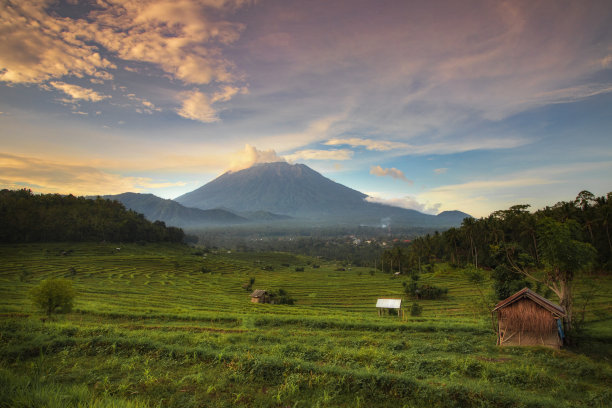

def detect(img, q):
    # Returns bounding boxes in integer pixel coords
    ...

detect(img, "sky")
[1,0,611,217]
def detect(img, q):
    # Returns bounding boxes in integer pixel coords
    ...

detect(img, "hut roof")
[250,289,268,298]
[492,287,565,317]
[376,298,402,309]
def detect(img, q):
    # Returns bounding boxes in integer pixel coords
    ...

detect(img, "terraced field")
[1,243,610,407]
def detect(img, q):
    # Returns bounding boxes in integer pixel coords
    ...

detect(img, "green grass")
[0,242,611,407]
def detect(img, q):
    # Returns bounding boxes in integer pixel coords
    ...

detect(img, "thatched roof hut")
[492,288,566,348]
[250,289,270,304]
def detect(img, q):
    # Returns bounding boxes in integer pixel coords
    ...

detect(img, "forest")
[396,191,611,272]
[0,189,185,243]
[379,190,611,330]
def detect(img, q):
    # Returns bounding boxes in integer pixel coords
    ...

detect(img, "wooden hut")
[250,289,270,304]
[376,298,402,317]
[492,288,566,348]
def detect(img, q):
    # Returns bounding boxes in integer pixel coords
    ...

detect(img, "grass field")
[1,242,611,407]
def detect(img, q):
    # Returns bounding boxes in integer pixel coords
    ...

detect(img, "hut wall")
[498,299,561,348]
[251,297,261,303]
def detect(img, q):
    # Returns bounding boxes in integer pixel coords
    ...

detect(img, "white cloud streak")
[325,138,408,151]
[365,195,441,215]
[285,149,353,162]
[325,136,530,156]
[50,82,110,102]
[228,144,286,172]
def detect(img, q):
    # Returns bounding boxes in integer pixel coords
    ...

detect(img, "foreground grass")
[0,243,610,407]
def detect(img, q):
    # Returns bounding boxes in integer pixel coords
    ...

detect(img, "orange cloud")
[370,165,413,184]
[0,1,115,84]
[177,90,219,123]
[0,153,186,196]
[0,0,249,119]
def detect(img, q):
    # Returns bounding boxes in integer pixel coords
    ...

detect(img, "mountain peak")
[175,162,467,227]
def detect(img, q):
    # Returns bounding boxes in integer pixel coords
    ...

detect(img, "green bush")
[270,288,295,305]
[404,275,448,299]
[30,278,76,316]
[410,302,423,316]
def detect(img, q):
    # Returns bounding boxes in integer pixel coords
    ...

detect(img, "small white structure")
[376,298,402,316]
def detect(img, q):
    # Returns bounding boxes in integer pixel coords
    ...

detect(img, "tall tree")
[505,217,596,329]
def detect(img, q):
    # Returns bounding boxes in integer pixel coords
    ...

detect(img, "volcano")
[175,162,469,227]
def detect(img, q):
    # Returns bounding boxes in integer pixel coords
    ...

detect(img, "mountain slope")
[176,162,369,217]
[102,193,247,227]
[175,162,469,227]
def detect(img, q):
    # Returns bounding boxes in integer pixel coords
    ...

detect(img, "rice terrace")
[1,240,610,408]
[2,1,612,405]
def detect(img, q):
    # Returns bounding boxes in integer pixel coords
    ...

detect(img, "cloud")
[414,161,612,217]
[49,82,110,102]
[528,83,612,106]
[0,1,116,84]
[0,152,186,195]
[244,0,612,150]
[370,165,413,184]
[228,144,286,172]
[434,168,448,174]
[211,85,248,103]
[257,114,348,152]
[365,195,441,215]
[325,136,529,157]
[126,93,160,114]
[177,86,248,122]
[177,90,220,123]
[325,138,408,151]
[0,0,249,118]
[285,149,353,162]
[89,0,245,85]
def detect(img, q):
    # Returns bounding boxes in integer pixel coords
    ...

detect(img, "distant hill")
[101,193,248,227]
[436,210,471,222]
[175,162,469,227]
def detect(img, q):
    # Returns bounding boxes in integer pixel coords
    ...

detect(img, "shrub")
[30,278,76,316]
[410,303,423,316]
[417,285,448,300]
[270,288,295,305]
[404,274,448,300]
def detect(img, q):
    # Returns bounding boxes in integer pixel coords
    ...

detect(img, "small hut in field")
[376,298,403,317]
[250,289,270,304]
[492,288,565,348]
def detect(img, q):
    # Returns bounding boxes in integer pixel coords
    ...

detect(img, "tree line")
[382,190,611,330]
[0,189,185,243]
